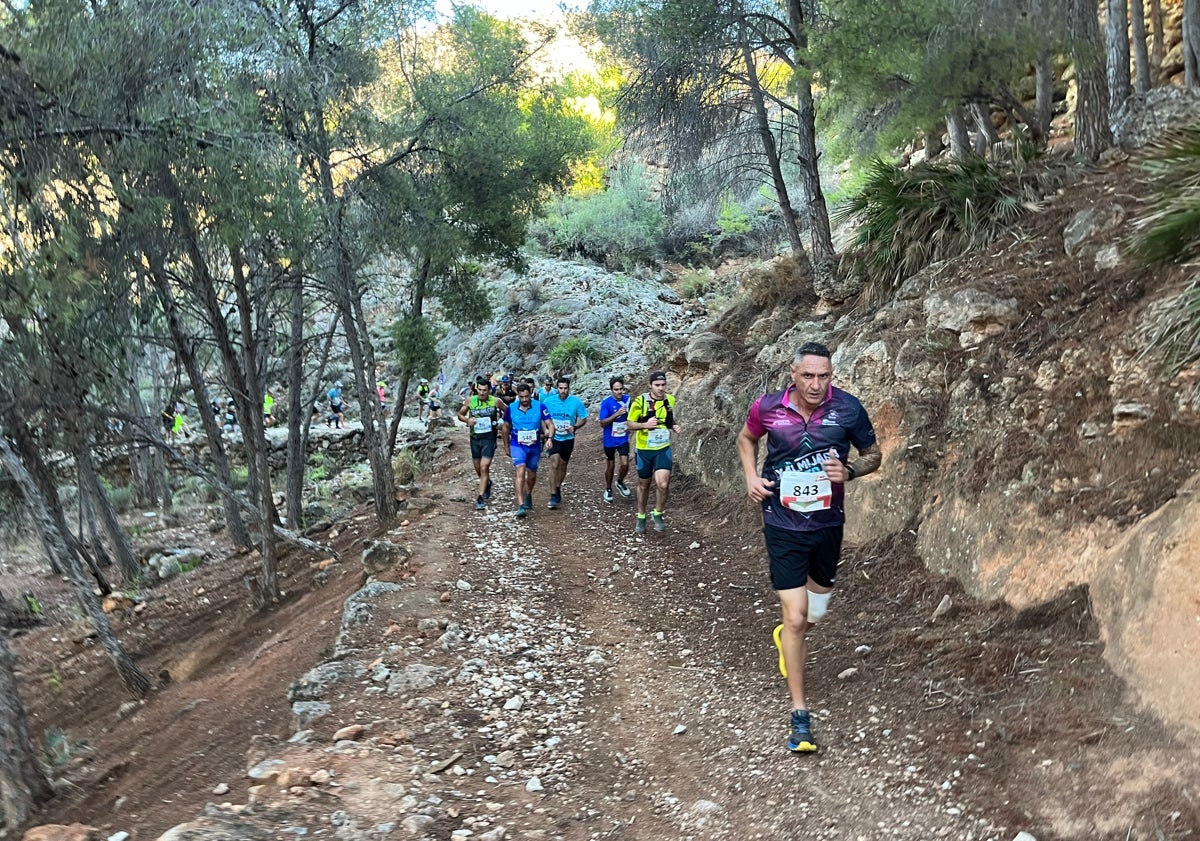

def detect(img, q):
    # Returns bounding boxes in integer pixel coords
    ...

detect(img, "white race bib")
[473,416,492,434]
[646,428,671,447]
[516,429,537,445]
[612,421,627,437]
[554,419,572,434]
[778,469,832,512]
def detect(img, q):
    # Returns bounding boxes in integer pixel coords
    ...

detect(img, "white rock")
[212,783,230,795]
[1012,833,1038,841]
[837,667,858,679]
[931,594,953,621]
[503,696,524,711]
[525,776,544,792]
[673,724,687,735]
[854,645,872,655]
[688,542,701,549]
[457,579,473,590]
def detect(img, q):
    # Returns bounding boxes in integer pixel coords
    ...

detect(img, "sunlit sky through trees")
[436,0,584,21]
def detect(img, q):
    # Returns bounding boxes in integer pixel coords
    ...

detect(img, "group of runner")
[457,370,682,529]
[457,343,883,756]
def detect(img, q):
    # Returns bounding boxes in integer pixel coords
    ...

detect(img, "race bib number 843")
[778,468,832,513]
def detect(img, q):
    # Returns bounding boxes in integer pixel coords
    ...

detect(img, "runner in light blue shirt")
[539,376,588,510]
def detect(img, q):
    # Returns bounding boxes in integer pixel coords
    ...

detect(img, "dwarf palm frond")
[1130,128,1200,265]
[1130,128,1200,374]
[834,154,1070,297]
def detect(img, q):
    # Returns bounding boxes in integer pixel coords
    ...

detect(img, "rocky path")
[33,424,1199,841]
[158,425,1197,841]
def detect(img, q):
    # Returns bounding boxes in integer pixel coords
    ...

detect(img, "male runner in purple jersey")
[737,341,882,753]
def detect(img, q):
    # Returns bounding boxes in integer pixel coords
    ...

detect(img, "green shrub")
[107,483,136,514]
[1142,274,1200,375]
[834,154,1072,296]
[394,449,422,485]
[547,337,609,375]
[1131,129,1200,374]
[680,269,711,299]
[716,193,752,236]
[1131,128,1200,266]
[531,163,664,269]
[230,466,250,489]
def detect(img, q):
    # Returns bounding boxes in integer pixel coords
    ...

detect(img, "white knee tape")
[807,590,831,624]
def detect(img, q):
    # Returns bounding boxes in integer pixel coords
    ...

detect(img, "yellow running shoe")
[773,623,787,678]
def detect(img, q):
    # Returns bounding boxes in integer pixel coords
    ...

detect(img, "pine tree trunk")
[923,127,945,160]
[0,433,151,698]
[1070,0,1114,160]
[786,0,835,273]
[1131,0,1152,92]
[146,259,253,548]
[79,448,141,583]
[1186,0,1200,86]
[1150,0,1165,73]
[230,251,280,601]
[387,259,431,458]
[0,635,54,830]
[285,266,307,532]
[946,106,972,159]
[738,32,805,262]
[971,101,1000,155]
[1107,0,1133,120]
[1035,50,1056,141]
[313,138,398,523]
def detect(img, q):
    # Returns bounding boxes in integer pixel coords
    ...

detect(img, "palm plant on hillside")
[1131,128,1200,374]
[834,154,1074,297]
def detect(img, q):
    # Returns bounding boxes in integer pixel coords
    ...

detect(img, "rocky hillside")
[664,153,1200,733]
[436,258,698,404]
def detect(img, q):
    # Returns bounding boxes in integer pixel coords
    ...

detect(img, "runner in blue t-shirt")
[539,376,588,510]
[501,382,554,518]
[327,381,344,428]
[598,376,633,504]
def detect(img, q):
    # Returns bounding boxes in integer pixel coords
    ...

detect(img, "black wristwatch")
[846,463,856,481]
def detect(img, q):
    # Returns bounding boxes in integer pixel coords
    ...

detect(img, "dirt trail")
[13,422,1200,840]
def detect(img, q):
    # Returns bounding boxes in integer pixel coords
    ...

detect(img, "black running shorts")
[604,442,630,461]
[470,436,497,461]
[763,523,842,591]
[548,438,575,462]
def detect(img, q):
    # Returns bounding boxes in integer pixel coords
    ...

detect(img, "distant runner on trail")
[327,381,345,428]
[416,378,432,421]
[736,341,882,754]
[500,382,553,518]
[598,376,633,504]
[458,377,503,511]
[540,376,588,510]
[627,371,682,533]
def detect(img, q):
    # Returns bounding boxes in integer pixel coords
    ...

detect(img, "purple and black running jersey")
[744,384,877,532]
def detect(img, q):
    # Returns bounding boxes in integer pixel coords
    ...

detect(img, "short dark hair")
[795,342,831,361]
[516,381,532,393]
[475,377,491,387]
[648,370,667,384]
[610,376,625,388]
[556,376,571,387]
